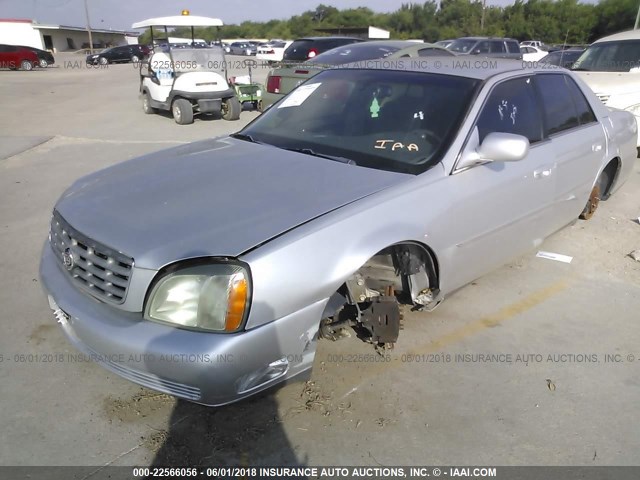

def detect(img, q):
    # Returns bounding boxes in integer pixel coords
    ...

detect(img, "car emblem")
[62,248,75,271]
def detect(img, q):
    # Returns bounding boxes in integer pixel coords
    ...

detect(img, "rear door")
[534,73,606,227]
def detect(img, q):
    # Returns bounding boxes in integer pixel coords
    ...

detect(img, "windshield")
[447,39,478,53]
[542,50,582,67]
[168,47,225,73]
[572,40,640,72]
[239,69,479,175]
[309,44,402,66]
[283,40,315,61]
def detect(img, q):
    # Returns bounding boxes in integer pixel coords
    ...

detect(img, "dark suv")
[86,44,151,65]
[282,37,364,62]
[447,37,522,59]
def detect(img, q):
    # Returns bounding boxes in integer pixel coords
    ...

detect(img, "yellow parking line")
[337,278,571,395]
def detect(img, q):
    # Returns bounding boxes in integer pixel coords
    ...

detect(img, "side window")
[565,76,597,125]
[490,41,506,53]
[476,77,543,144]
[535,74,580,135]
[475,41,490,54]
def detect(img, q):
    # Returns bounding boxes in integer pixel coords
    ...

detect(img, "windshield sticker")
[375,140,419,152]
[370,97,381,118]
[278,82,321,108]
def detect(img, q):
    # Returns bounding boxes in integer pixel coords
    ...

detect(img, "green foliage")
[136,1,639,45]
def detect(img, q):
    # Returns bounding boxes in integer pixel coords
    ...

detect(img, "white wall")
[0,21,44,49]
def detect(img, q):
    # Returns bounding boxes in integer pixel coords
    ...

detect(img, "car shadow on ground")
[149,389,303,466]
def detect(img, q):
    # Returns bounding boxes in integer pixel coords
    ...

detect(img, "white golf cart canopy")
[132,16,223,29]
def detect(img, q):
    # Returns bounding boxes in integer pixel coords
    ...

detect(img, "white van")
[573,29,640,147]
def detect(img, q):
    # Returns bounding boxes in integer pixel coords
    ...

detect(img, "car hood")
[574,71,640,96]
[55,137,410,269]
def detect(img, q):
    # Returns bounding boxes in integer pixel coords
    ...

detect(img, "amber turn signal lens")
[225,275,248,331]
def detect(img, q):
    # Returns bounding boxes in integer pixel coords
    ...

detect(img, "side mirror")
[478,132,529,162]
[457,131,529,171]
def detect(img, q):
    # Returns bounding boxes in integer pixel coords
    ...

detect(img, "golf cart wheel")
[99,56,108,65]
[222,97,241,121]
[172,98,194,125]
[131,55,140,64]
[20,60,34,71]
[39,58,48,68]
[142,93,156,114]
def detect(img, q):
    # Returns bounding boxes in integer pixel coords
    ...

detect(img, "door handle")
[533,169,552,179]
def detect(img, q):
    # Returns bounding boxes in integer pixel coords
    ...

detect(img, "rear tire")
[20,60,33,71]
[142,93,155,114]
[172,98,194,125]
[222,97,241,121]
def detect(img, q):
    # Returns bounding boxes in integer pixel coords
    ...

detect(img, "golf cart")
[132,15,241,124]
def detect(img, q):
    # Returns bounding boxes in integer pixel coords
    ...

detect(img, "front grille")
[596,93,610,105]
[50,210,134,304]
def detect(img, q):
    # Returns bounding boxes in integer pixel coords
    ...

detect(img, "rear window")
[448,39,478,53]
[507,41,521,54]
[310,44,401,66]
[535,74,581,135]
[284,39,362,61]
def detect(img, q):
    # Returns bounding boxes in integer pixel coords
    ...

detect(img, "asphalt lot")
[0,53,639,471]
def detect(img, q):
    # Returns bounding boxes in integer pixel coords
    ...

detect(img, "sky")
[0,0,523,31]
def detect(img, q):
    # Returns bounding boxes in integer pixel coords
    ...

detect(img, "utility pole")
[84,0,94,54]
[635,1,640,30]
[481,0,487,33]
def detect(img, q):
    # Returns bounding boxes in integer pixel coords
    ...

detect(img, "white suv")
[573,29,640,147]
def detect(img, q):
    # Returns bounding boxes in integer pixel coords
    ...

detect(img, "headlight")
[145,262,250,332]
[625,104,640,116]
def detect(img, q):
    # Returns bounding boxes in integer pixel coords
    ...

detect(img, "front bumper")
[40,244,322,406]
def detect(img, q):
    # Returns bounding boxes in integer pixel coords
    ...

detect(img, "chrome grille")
[596,93,610,105]
[49,211,134,304]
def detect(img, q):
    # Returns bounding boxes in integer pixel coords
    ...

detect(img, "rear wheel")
[222,97,241,121]
[172,98,194,125]
[580,170,609,220]
[131,55,140,63]
[20,60,34,71]
[142,92,156,114]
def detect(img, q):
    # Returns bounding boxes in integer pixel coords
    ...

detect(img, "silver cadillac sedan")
[40,59,637,406]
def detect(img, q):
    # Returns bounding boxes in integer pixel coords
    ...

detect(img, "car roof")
[293,36,363,41]
[323,40,425,49]
[341,56,566,80]
[456,36,518,41]
[593,29,640,43]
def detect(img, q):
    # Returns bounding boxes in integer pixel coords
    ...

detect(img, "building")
[313,26,390,39]
[0,18,139,52]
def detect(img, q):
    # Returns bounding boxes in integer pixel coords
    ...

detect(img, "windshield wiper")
[230,132,263,144]
[284,147,357,165]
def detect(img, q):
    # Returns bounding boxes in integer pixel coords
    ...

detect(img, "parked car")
[520,40,546,49]
[521,45,548,62]
[16,45,55,67]
[0,44,39,71]
[447,37,522,59]
[435,39,455,48]
[256,40,292,64]
[539,48,584,69]
[40,60,637,406]
[227,42,256,56]
[572,29,640,148]
[86,44,151,65]
[263,40,453,109]
[282,36,364,62]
